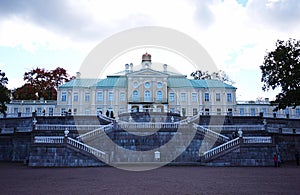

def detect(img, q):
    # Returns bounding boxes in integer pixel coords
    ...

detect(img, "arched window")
[144,90,151,102]
[133,90,139,101]
[156,91,162,101]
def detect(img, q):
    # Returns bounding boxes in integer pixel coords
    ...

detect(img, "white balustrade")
[67,137,108,162]
[203,136,273,159]
[193,124,230,142]
[202,125,265,131]
[34,136,64,144]
[117,122,187,129]
[35,124,105,131]
[204,137,240,159]
[243,136,272,144]
[76,124,113,140]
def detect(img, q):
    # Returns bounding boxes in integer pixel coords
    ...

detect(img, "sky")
[0,0,299,101]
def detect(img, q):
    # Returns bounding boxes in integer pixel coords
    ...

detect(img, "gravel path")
[1,162,299,195]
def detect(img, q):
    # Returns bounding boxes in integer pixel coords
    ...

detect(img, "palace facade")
[56,53,236,117]
[4,53,300,118]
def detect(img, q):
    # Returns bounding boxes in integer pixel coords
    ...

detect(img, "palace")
[4,53,300,118]
[55,53,236,117]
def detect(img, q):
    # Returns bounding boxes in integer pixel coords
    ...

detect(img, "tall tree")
[13,67,74,100]
[0,70,10,114]
[191,70,235,85]
[260,38,300,111]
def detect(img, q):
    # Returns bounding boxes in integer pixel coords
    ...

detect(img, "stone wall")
[205,144,275,166]
[0,133,31,162]
[29,144,105,167]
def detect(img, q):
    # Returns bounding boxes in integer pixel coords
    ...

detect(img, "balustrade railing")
[67,137,108,163]
[35,124,104,131]
[266,127,299,134]
[193,124,230,142]
[202,125,265,131]
[243,136,272,143]
[203,136,273,159]
[33,135,109,163]
[34,136,64,144]
[203,137,240,159]
[76,124,113,141]
[117,122,188,129]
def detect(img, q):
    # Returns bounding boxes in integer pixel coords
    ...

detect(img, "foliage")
[190,70,235,85]
[13,67,74,100]
[260,38,300,111]
[0,70,10,114]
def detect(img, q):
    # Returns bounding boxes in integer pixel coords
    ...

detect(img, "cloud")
[247,0,300,32]
[193,0,215,29]
[0,0,112,41]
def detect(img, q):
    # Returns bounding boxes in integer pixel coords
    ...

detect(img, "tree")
[0,70,10,114]
[13,67,74,100]
[191,70,235,85]
[260,38,300,111]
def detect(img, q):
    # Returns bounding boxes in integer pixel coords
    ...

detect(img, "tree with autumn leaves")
[12,67,74,100]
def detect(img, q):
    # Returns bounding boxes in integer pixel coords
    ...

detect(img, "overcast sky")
[0,0,299,101]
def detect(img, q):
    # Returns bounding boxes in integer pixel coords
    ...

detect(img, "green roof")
[95,77,127,88]
[58,79,99,88]
[59,76,235,89]
[168,78,236,89]
[58,77,127,89]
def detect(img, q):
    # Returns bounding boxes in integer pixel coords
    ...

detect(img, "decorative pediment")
[127,68,169,78]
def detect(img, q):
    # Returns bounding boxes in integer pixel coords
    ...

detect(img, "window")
[204,93,209,102]
[85,92,90,102]
[108,92,114,102]
[181,93,186,102]
[262,108,267,115]
[73,108,77,115]
[227,93,232,102]
[96,91,103,102]
[61,92,67,102]
[144,90,151,102]
[239,108,245,116]
[296,108,300,117]
[49,108,53,116]
[61,108,66,115]
[133,90,139,101]
[73,92,78,102]
[250,108,256,116]
[217,108,221,115]
[144,82,151,88]
[157,82,162,88]
[13,107,18,114]
[120,92,125,102]
[134,82,138,88]
[156,91,162,101]
[193,108,198,116]
[192,93,197,102]
[169,93,175,102]
[85,108,90,115]
[216,93,221,101]
[119,107,125,113]
[25,107,30,114]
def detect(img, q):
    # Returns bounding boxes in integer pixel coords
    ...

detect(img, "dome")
[142,52,151,62]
